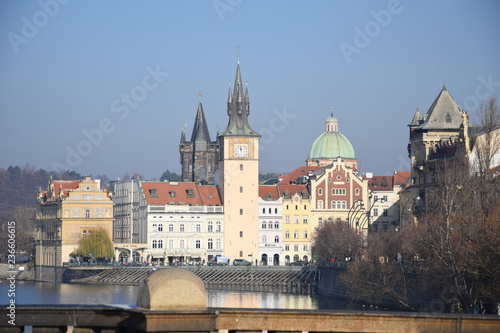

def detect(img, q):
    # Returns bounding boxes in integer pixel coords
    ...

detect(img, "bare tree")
[311,220,362,263]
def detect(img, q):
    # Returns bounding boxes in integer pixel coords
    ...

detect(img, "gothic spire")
[191,102,211,143]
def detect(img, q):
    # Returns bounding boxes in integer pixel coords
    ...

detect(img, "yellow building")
[35,176,114,266]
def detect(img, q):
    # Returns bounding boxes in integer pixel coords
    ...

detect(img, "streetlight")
[347,200,365,229]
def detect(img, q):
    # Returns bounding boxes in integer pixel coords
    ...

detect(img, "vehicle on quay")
[208,256,229,266]
[233,259,251,266]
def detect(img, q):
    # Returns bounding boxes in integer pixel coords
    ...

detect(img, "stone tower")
[179,102,219,184]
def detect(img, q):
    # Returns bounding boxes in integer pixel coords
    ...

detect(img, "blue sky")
[1,0,499,180]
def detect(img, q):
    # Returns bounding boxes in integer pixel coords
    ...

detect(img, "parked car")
[233,259,251,266]
[289,260,305,266]
[208,256,229,266]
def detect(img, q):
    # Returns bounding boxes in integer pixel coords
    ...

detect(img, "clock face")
[234,145,248,158]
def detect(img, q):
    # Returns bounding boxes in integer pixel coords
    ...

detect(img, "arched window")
[293,254,300,261]
[152,239,157,248]
[208,238,213,250]
[355,188,360,195]
[168,224,174,232]
[158,239,163,248]
[216,238,221,249]
[342,201,346,209]
[285,230,290,238]
[274,221,279,229]
[268,221,273,229]
[262,221,267,229]
[318,188,323,195]
[196,224,201,232]
[268,208,272,214]
[318,200,323,209]
[152,224,157,232]
[158,224,163,232]
[180,224,185,232]
[180,239,185,249]
[195,240,201,249]
[208,221,213,233]
[293,231,299,239]
[168,240,173,249]
[337,201,342,209]
[331,201,336,209]
[262,235,267,243]
[216,221,221,232]
[274,235,279,243]
[303,231,308,239]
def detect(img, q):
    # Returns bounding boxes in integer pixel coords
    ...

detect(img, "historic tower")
[179,102,219,184]
[217,60,260,261]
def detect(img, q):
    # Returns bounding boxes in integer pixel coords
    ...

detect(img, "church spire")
[221,59,259,137]
[191,102,211,143]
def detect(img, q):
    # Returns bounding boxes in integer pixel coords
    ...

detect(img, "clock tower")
[217,60,260,261]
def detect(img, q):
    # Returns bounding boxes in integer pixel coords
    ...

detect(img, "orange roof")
[259,185,280,200]
[141,182,221,206]
[393,171,411,185]
[278,184,310,198]
[278,166,322,185]
[368,176,393,191]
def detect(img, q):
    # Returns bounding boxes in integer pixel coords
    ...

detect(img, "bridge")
[69,266,318,294]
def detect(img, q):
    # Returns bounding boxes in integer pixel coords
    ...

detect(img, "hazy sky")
[1,0,499,180]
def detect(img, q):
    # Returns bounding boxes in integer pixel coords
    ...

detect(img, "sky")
[1,0,499,180]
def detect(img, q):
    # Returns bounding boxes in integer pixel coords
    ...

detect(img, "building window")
[169,191,176,197]
[318,200,323,209]
[180,239,185,249]
[85,209,90,218]
[268,221,273,229]
[240,231,243,238]
[240,186,243,193]
[240,164,243,171]
[152,240,157,248]
[195,240,201,249]
[318,188,323,195]
[383,195,388,202]
[285,230,290,238]
[318,218,323,226]
[240,251,243,257]
[216,221,221,232]
[274,221,279,229]
[158,224,163,232]
[168,240,173,249]
[275,208,278,214]
[158,240,164,249]
[262,221,267,229]
[285,216,290,224]
[262,208,265,214]
[294,245,299,252]
[355,188,360,195]
[285,245,290,251]
[196,224,201,232]
[216,238,221,249]
[262,235,267,243]
[293,231,299,239]
[152,223,158,232]
[208,222,213,232]
[149,189,158,198]
[373,209,379,216]
[240,209,243,215]
[383,209,388,217]
[303,217,308,224]
[294,216,299,224]
[342,201,346,209]
[274,236,279,243]
[208,238,213,250]
[180,224,185,232]
[303,245,308,251]
[331,201,336,209]
[303,231,308,239]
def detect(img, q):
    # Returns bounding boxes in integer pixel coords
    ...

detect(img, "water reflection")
[1,281,356,310]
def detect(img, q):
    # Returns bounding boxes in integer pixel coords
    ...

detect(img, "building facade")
[35,177,114,266]
[258,185,283,266]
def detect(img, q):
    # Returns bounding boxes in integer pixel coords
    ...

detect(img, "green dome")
[308,131,355,160]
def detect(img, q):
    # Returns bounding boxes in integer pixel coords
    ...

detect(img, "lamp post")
[347,200,365,229]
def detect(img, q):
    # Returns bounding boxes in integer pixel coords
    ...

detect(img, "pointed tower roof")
[418,85,463,130]
[221,61,259,137]
[409,107,422,127]
[190,102,211,142]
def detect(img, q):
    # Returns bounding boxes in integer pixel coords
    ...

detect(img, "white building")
[258,185,283,266]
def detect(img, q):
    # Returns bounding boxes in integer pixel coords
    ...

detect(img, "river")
[0,280,372,310]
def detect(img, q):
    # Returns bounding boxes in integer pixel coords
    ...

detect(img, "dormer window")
[169,191,176,198]
[149,189,158,198]
[186,189,195,198]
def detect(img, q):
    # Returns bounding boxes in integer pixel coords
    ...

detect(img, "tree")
[159,169,181,181]
[311,220,362,262]
[75,227,114,260]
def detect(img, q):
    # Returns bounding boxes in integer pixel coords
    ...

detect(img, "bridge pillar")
[136,268,207,310]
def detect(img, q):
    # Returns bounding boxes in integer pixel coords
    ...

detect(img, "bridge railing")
[2,306,500,333]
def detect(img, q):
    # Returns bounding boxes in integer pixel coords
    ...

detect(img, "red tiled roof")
[141,182,221,206]
[258,185,280,200]
[278,166,322,185]
[393,171,411,185]
[277,184,310,198]
[368,176,394,191]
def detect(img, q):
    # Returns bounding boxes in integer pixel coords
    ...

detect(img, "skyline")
[1,1,499,180]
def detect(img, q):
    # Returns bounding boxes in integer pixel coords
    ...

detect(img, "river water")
[0,280,366,310]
